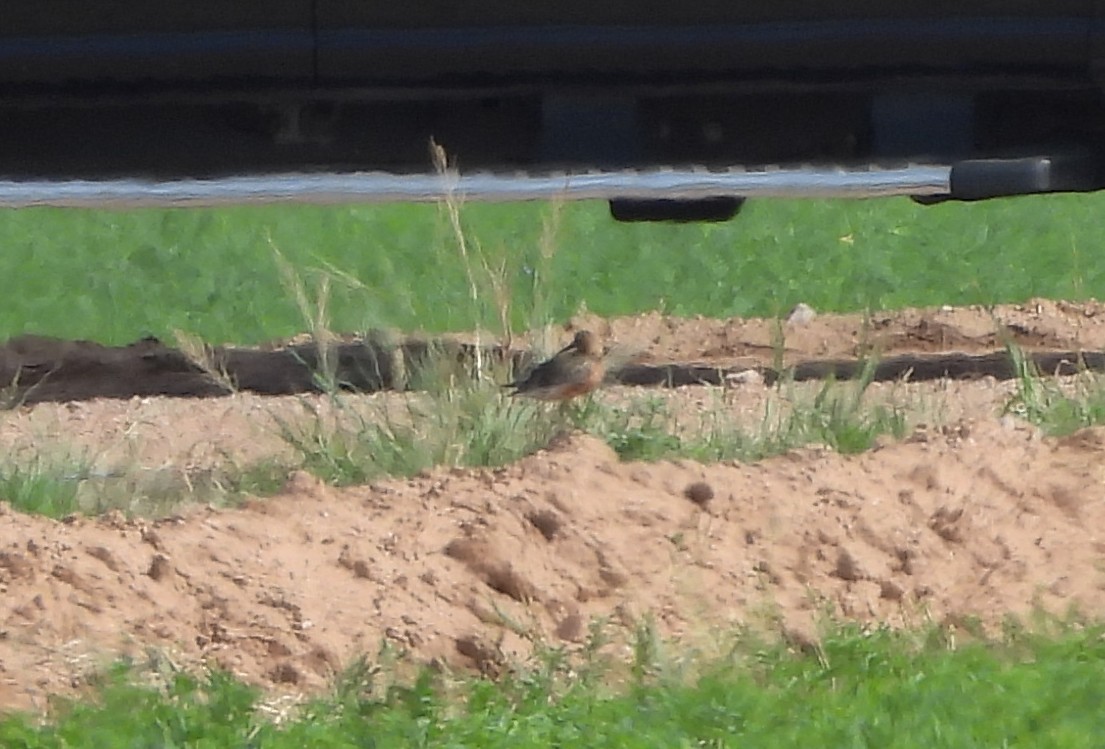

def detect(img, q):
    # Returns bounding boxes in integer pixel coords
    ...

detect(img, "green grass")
[2,193,1104,345]
[1,366,913,518]
[0,453,85,518]
[0,450,291,519]
[270,360,911,490]
[597,373,909,464]
[1003,345,1105,436]
[0,375,912,518]
[3,621,1104,747]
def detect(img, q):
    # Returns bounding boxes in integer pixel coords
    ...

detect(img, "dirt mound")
[572,297,1105,363]
[4,298,1105,404]
[3,421,1105,713]
[3,301,1105,713]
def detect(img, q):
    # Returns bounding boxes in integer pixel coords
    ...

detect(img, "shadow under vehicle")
[2,1,1104,220]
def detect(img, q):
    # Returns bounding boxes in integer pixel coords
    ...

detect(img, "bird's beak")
[555,340,578,355]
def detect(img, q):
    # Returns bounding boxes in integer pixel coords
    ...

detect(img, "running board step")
[929,153,1103,202]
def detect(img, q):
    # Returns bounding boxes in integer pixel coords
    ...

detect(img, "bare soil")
[3,300,1105,714]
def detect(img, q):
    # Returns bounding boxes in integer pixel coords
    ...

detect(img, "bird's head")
[563,330,602,358]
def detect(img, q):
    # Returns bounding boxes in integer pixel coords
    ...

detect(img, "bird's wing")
[507,358,563,390]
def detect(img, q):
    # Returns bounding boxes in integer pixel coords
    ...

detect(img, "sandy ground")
[2,301,1105,714]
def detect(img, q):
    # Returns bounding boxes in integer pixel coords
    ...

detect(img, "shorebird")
[503,330,605,402]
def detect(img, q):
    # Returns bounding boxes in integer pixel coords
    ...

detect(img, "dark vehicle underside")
[2,1,1105,219]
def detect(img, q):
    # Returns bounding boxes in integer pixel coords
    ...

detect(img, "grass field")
[3,621,1103,747]
[2,192,1103,345]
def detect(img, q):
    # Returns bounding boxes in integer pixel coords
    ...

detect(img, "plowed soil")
[3,299,1105,714]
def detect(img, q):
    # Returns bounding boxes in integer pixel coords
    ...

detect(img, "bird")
[503,330,606,402]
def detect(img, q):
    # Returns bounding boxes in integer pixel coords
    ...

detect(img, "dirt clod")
[684,481,715,506]
[833,549,862,581]
[147,554,172,581]
[526,509,563,541]
[555,613,585,642]
[929,507,965,543]
[455,635,505,677]
[269,662,301,685]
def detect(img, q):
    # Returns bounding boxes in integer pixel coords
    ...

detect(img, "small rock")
[726,369,764,386]
[786,302,817,326]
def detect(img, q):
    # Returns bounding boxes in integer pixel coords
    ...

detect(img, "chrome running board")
[0,163,952,209]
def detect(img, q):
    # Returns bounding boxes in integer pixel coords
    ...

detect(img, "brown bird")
[504,330,605,402]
